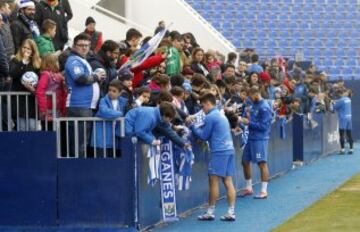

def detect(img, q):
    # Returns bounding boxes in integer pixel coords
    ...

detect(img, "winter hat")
[85,17,96,26]
[182,66,194,76]
[118,69,133,82]
[18,0,35,9]
[259,72,271,83]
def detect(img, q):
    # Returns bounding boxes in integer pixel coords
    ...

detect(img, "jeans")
[67,107,94,157]
[18,118,38,131]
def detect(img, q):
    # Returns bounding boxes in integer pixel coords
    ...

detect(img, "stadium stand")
[186,0,360,80]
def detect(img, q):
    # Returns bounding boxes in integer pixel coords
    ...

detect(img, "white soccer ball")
[21,71,39,87]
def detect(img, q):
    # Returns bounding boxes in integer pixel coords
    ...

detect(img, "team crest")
[73,66,81,75]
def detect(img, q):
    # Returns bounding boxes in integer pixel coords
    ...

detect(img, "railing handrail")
[176,0,236,51]
[91,4,153,35]
[0,91,57,132]
[55,117,124,122]
[54,116,126,158]
[0,91,32,96]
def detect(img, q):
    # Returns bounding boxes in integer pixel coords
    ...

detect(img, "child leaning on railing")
[90,79,128,158]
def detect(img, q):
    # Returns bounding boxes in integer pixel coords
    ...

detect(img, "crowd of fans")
[0,0,353,152]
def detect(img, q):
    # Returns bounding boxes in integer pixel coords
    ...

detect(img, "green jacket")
[166,46,181,77]
[35,35,55,57]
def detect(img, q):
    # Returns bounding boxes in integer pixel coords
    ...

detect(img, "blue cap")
[182,82,192,93]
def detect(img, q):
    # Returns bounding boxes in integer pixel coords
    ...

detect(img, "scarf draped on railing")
[147,145,161,186]
[173,127,194,191]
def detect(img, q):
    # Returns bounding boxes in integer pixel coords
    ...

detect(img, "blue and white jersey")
[65,52,100,109]
[192,110,206,128]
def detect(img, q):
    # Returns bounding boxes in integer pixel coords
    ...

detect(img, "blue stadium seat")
[299,21,309,29]
[348,40,359,48]
[290,40,303,48]
[330,67,341,75]
[347,59,357,66]
[323,58,334,67]
[255,40,266,48]
[335,49,346,57]
[313,40,325,48]
[233,40,241,48]
[335,58,346,66]
[278,30,291,38]
[292,30,303,38]
[279,40,290,48]
[188,0,360,79]
[324,49,335,57]
[269,30,279,38]
[242,40,254,48]
[337,40,348,48]
[324,39,336,48]
[327,30,338,38]
[268,40,278,48]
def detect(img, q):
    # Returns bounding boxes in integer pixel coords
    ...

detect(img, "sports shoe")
[340,149,346,155]
[197,212,215,221]
[254,192,268,199]
[220,213,236,221]
[238,188,253,197]
[348,149,354,155]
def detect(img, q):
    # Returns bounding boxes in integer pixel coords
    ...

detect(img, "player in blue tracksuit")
[333,90,353,154]
[90,80,128,157]
[238,86,273,199]
[125,102,186,148]
[189,93,236,221]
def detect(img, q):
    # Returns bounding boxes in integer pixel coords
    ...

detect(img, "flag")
[119,27,168,71]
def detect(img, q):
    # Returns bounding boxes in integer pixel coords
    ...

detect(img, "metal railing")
[54,117,125,159]
[0,91,56,132]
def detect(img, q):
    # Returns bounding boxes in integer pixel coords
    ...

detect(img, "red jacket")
[35,71,67,119]
[121,54,166,88]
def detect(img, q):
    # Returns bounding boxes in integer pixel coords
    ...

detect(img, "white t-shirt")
[111,99,119,110]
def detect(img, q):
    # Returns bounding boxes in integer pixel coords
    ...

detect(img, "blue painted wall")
[0,132,57,226]
[0,109,350,230]
[293,113,339,163]
[57,137,135,227]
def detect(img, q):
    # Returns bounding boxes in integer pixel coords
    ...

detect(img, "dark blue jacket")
[87,50,118,97]
[91,95,127,148]
[191,108,234,155]
[248,99,272,140]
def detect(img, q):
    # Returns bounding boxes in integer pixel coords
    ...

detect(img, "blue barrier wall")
[57,137,135,227]
[0,132,57,226]
[0,110,346,230]
[136,120,294,229]
[293,113,339,163]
